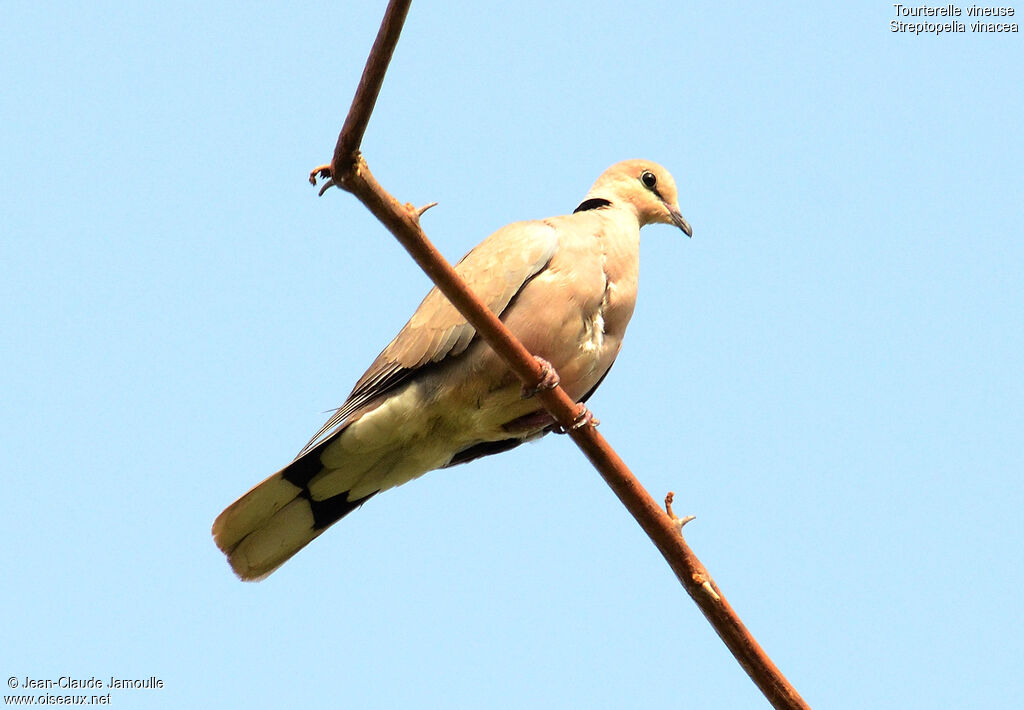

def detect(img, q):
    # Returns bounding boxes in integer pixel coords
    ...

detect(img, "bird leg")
[521,356,560,399]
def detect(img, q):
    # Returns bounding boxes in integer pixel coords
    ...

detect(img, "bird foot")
[552,404,599,434]
[521,357,560,398]
[570,404,599,430]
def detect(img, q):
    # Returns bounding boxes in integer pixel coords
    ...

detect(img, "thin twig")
[309,2,811,708]
[334,0,411,172]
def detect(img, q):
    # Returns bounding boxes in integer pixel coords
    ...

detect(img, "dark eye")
[640,171,657,189]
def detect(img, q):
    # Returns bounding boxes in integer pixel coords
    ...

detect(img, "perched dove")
[213,159,692,580]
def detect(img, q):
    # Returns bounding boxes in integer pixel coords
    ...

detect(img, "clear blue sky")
[3,2,1021,708]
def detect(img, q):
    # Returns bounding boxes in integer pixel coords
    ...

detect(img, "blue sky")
[2,2,1021,708]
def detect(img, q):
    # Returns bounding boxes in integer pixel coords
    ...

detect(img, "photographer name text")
[13,676,163,690]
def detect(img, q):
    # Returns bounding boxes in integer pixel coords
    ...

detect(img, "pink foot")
[521,357,560,398]
[552,404,600,434]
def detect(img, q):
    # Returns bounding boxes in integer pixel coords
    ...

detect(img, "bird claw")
[551,404,599,434]
[570,404,599,430]
[521,357,560,398]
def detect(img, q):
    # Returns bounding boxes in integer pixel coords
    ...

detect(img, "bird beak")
[668,206,693,237]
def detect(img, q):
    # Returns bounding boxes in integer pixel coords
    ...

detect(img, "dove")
[213,159,692,580]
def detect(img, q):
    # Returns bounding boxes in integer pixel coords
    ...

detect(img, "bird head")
[580,159,692,237]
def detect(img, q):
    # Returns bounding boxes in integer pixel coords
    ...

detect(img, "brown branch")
[308,2,811,708]
[335,0,411,174]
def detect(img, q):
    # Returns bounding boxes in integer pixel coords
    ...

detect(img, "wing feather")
[296,220,558,456]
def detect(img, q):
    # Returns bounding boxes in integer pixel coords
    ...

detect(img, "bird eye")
[640,171,657,189]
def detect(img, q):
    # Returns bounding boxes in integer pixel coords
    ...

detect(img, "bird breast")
[580,307,606,355]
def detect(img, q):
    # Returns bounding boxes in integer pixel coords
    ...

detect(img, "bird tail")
[212,446,374,581]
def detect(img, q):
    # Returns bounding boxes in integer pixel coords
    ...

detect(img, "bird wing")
[297,219,559,456]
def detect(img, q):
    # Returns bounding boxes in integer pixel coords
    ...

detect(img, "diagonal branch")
[333,0,411,174]
[308,2,811,709]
